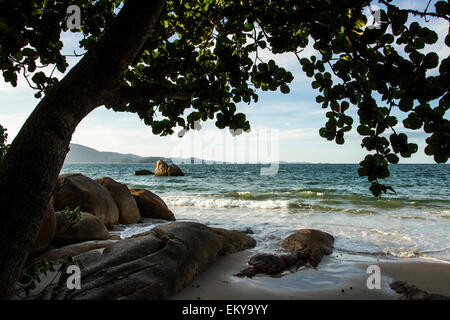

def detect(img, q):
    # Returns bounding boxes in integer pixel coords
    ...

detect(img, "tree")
[0,0,448,298]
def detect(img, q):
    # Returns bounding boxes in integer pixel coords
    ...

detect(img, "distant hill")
[64,143,304,164]
[64,144,170,164]
[64,144,212,164]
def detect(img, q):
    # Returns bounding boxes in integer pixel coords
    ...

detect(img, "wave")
[165,196,291,209]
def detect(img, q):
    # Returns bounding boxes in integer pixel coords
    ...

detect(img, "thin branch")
[378,0,449,21]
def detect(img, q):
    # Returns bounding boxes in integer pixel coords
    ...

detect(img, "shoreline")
[172,250,450,300]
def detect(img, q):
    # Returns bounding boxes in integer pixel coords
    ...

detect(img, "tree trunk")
[0,0,165,299]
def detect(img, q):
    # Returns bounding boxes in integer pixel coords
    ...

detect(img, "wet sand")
[172,250,450,300]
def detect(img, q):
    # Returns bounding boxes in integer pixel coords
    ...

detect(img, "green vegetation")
[1,1,448,196]
[17,255,83,296]
[0,125,9,163]
[61,206,82,224]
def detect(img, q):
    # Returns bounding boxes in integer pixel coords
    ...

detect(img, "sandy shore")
[17,247,450,300]
[172,250,450,300]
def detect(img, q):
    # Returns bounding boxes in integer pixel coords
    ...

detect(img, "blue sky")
[0,0,448,163]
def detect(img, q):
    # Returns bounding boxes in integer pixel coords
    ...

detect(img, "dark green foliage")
[0,125,9,163]
[18,255,83,296]
[0,0,448,196]
[61,206,81,224]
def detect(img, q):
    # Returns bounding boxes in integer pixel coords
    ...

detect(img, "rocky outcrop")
[32,240,117,263]
[130,188,175,221]
[31,203,56,256]
[390,281,450,300]
[51,173,119,228]
[154,160,169,176]
[168,164,184,176]
[280,229,334,267]
[95,177,141,225]
[53,212,109,246]
[237,229,334,277]
[40,222,256,300]
[134,170,153,176]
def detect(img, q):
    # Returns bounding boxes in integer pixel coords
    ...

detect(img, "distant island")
[65,144,224,164]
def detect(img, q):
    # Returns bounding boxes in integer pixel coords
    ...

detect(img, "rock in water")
[31,203,56,256]
[51,173,119,228]
[168,164,184,176]
[130,188,176,221]
[280,229,334,267]
[154,160,169,176]
[53,212,109,246]
[40,222,256,300]
[134,170,153,176]
[96,177,141,225]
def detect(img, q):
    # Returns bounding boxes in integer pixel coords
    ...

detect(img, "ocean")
[61,163,450,263]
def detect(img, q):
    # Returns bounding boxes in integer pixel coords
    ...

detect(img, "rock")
[154,160,169,176]
[130,188,175,221]
[51,173,119,228]
[390,281,450,300]
[168,164,184,176]
[134,170,154,176]
[95,177,141,225]
[236,252,306,278]
[280,254,303,268]
[32,240,117,263]
[249,253,285,274]
[31,203,56,256]
[280,229,334,267]
[53,212,109,246]
[39,222,256,300]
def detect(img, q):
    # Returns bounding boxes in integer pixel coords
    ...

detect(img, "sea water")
[61,163,450,263]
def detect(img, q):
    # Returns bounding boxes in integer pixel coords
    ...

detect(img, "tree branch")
[378,0,450,21]
[102,85,193,105]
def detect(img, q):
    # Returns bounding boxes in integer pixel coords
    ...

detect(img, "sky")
[0,0,448,164]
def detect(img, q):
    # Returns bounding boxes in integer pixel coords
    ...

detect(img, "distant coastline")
[65,144,442,165]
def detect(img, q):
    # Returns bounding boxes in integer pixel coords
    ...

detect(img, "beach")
[27,162,446,300]
[172,250,450,300]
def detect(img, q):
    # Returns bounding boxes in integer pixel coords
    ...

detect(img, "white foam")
[165,196,291,209]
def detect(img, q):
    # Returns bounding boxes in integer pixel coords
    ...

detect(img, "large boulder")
[280,229,334,267]
[51,173,119,228]
[168,164,184,176]
[31,203,56,256]
[130,188,175,221]
[53,212,109,246]
[95,177,141,225]
[134,170,153,176]
[32,240,117,263]
[40,222,256,300]
[154,160,169,176]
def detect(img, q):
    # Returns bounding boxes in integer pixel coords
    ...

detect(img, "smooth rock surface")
[168,164,184,176]
[51,173,119,228]
[154,160,169,176]
[130,188,175,221]
[281,229,334,267]
[53,212,109,246]
[40,222,256,300]
[134,170,153,176]
[96,177,141,225]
